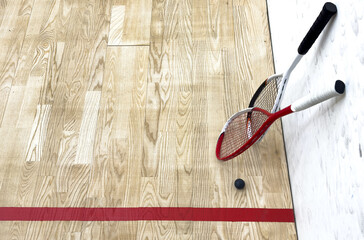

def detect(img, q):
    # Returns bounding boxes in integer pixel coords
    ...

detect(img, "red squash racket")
[249,2,337,114]
[216,80,345,161]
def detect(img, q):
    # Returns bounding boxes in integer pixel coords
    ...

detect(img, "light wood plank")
[109,0,152,46]
[0,128,30,205]
[14,161,40,207]
[143,0,179,180]
[0,0,35,125]
[174,0,194,210]
[1,86,25,127]
[24,104,52,162]
[108,5,125,45]
[75,91,101,164]
[16,76,46,127]
[0,222,13,240]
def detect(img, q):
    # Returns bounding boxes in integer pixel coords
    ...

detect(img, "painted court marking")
[0,207,294,222]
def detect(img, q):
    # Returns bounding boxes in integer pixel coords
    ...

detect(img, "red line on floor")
[0,207,294,222]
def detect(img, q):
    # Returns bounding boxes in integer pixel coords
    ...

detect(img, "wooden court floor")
[0,0,296,239]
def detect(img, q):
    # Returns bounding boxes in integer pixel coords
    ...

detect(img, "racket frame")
[216,80,345,161]
[216,106,293,161]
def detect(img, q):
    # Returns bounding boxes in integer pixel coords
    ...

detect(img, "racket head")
[216,107,273,161]
[248,74,283,112]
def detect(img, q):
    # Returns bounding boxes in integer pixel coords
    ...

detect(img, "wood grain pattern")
[143,0,179,179]
[88,46,148,209]
[0,128,30,205]
[109,0,152,46]
[108,5,125,45]
[0,0,34,125]
[25,104,52,162]
[0,0,297,238]
[75,91,101,164]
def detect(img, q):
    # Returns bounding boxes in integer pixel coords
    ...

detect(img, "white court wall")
[266,0,364,239]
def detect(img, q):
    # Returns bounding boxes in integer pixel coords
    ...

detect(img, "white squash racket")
[249,2,337,113]
[216,80,345,161]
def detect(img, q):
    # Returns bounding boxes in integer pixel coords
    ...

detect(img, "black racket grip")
[297,2,337,55]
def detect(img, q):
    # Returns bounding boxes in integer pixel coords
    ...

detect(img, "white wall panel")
[267,0,364,239]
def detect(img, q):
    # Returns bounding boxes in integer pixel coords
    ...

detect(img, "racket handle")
[297,2,337,55]
[291,80,345,112]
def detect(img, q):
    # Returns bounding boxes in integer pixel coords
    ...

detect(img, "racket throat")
[257,106,293,141]
[271,106,294,120]
[272,54,303,113]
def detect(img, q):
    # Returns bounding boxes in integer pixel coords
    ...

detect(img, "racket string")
[254,76,281,112]
[219,110,269,159]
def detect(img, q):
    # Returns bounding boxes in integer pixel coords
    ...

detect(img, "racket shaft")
[272,54,303,113]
